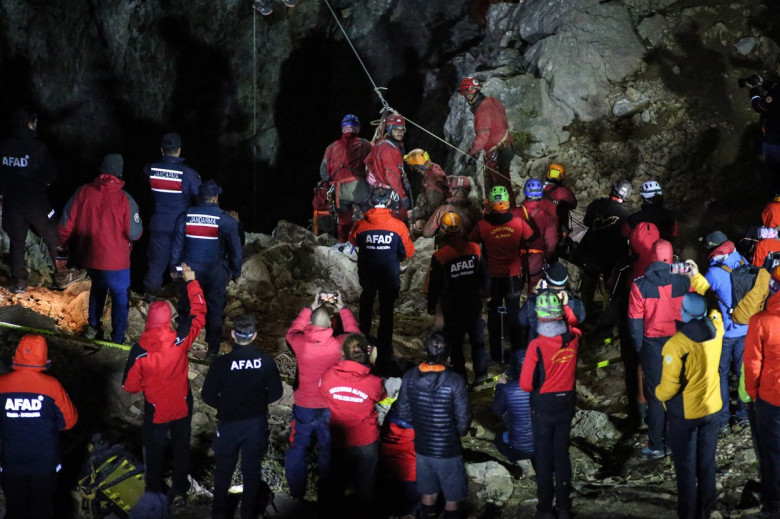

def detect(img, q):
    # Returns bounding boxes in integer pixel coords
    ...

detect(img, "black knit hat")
[100,154,123,178]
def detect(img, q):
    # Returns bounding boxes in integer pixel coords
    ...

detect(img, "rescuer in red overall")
[365,114,411,222]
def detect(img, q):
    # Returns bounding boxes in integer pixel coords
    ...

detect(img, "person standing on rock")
[365,114,411,222]
[320,114,373,244]
[405,149,449,236]
[319,333,385,514]
[520,291,581,519]
[457,76,515,205]
[656,293,723,519]
[142,132,201,300]
[169,180,242,362]
[121,263,206,509]
[541,162,578,258]
[349,186,415,374]
[0,107,82,293]
[426,210,490,383]
[745,74,780,194]
[469,185,535,361]
[0,334,78,518]
[201,314,283,519]
[395,331,472,519]
[58,154,143,344]
[512,178,558,294]
[284,290,359,501]
[623,179,678,243]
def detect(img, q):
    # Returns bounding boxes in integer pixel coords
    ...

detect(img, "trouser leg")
[731,336,748,421]
[531,408,555,513]
[144,220,174,292]
[170,403,193,496]
[87,269,109,329]
[336,206,354,243]
[212,421,242,519]
[757,398,780,513]
[466,305,488,378]
[3,207,30,282]
[696,414,719,518]
[143,417,169,493]
[668,414,698,519]
[718,337,735,427]
[358,280,377,337]
[552,408,574,513]
[25,203,59,269]
[284,406,327,498]
[762,142,780,196]
[351,442,378,508]
[106,268,130,343]
[314,409,332,497]
[640,338,668,451]
[443,310,468,379]
[198,266,229,355]
[239,417,267,519]
[376,283,399,363]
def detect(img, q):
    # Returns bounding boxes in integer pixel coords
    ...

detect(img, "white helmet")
[640,180,662,200]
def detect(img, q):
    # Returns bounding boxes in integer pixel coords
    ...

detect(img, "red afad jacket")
[58,173,143,270]
[122,280,206,423]
[365,139,406,198]
[468,96,511,156]
[320,360,385,448]
[321,133,372,183]
[285,307,360,409]
[469,212,534,277]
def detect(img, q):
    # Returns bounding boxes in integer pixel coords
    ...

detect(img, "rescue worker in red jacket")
[0,334,78,518]
[405,149,449,234]
[349,187,415,372]
[320,114,373,243]
[421,176,482,239]
[458,76,515,204]
[284,291,359,500]
[378,404,419,518]
[754,205,780,266]
[320,334,386,513]
[469,185,535,360]
[427,211,490,382]
[512,178,558,294]
[365,114,411,222]
[520,291,581,519]
[122,263,206,507]
[542,162,578,255]
[58,154,143,344]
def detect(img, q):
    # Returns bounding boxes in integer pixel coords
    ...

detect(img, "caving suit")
[468,93,514,203]
[365,139,409,222]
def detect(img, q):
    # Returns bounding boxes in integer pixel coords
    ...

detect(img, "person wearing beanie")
[169,180,242,362]
[320,115,372,243]
[122,263,205,508]
[700,231,750,434]
[623,179,678,243]
[628,239,708,457]
[745,266,780,516]
[520,290,581,519]
[59,153,143,343]
[0,334,78,518]
[142,132,201,298]
[656,293,724,519]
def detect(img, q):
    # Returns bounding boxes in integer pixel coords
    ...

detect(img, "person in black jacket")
[201,315,283,519]
[746,74,780,195]
[396,332,472,519]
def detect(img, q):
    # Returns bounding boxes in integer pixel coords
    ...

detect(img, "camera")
[738,74,763,88]
[317,292,338,304]
[671,262,690,275]
[760,226,779,240]
[174,265,183,272]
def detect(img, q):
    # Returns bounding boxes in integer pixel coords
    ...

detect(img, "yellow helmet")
[440,211,462,234]
[404,149,429,167]
[547,162,565,181]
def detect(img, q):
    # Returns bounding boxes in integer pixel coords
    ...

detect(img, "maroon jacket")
[365,139,406,199]
[285,307,360,409]
[512,200,558,258]
[320,133,372,183]
[468,96,512,157]
[543,182,577,229]
[320,360,385,447]
[58,173,143,270]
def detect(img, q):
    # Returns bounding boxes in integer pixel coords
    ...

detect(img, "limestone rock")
[637,14,668,47]
[570,409,620,444]
[466,461,514,504]
[734,37,757,55]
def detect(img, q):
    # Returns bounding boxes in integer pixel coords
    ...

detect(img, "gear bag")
[726,252,780,325]
[73,434,146,518]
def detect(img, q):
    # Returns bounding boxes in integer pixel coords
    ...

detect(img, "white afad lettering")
[2,156,29,168]
[450,259,475,273]
[365,234,392,244]
[5,395,43,418]
[230,358,262,370]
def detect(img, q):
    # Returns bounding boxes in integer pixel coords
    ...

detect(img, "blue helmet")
[341,114,360,128]
[524,178,544,199]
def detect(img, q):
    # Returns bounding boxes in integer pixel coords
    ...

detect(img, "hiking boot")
[252,0,273,15]
[84,326,100,340]
[640,446,665,459]
[55,268,87,290]
[10,279,27,294]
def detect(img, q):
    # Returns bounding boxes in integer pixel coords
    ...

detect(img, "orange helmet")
[547,162,565,181]
[404,149,429,167]
[440,211,462,234]
[458,77,481,95]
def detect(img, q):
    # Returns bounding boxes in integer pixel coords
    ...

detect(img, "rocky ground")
[0,221,765,518]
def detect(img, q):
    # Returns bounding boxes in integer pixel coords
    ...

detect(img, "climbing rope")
[252,7,259,230]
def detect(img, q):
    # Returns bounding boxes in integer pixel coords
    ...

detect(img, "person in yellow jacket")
[656,292,724,519]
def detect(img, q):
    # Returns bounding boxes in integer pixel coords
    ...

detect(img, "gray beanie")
[100,154,123,178]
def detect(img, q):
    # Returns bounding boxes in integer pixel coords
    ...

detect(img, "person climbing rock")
[142,132,201,299]
[426,210,490,383]
[252,0,295,16]
[469,185,535,361]
[405,149,449,236]
[623,179,678,243]
[349,187,414,373]
[320,114,372,243]
[458,76,515,205]
[365,114,411,222]
[421,176,482,239]
[512,178,558,293]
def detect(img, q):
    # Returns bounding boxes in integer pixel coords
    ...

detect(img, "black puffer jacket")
[396,363,472,458]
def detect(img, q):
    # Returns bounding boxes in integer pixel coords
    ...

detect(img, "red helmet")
[458,77,481,95]
[385,114,406,132]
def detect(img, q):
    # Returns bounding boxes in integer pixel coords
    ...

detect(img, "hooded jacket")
[542,182,577,229]
[396,363,472,458]
[320,360,385,448]
[753,237,780,267]
[379,415,416,482]
[469,211,535,278]
[492,350,534,456]
[349,207,414,286]
[704,242,749,337]
[0,335,78,475]
[512,199,558,258]
[58,173,143,270]
[122,280,206,423]
[0,127,57,204]
[468,94,512,157]
[285,306,360,409]
[745,291,780,406]
[656,310,724,420]
[628,221,661,281]
[365,138,406,198]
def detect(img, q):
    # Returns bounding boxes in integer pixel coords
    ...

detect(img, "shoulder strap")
[543,185,560,204]
[716,263,733,274]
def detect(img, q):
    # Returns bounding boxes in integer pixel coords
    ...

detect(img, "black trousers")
[487,276,523,361]
[212,417,269,519]
[329,442,379,512]
[0,471,57,519]
[667,412,719,519]
[142,395,192,496]
[443,303,487,381]
[757,398,780,513]
[177,263,229,354]
[531,402,574,514]
[2,199,58,282]
[358,276,399,363]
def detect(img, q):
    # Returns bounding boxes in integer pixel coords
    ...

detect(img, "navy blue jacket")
[144,156,201,217]
[348,208,414,288]
[0,127,56,205]
[492,369,534,455]
[169,202,242,277]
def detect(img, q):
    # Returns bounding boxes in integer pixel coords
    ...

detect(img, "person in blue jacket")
[170,180,242,362]
[492,349,534,465]
[143,132,201,298]
[701,230,750,434]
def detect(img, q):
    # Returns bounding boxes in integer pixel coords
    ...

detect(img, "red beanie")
[651,239,674,264]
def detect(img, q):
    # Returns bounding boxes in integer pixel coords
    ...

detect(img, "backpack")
[715,258,766,324]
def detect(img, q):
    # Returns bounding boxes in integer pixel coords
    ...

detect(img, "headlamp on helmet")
[404,149,429,168]
[546,163,565,181]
